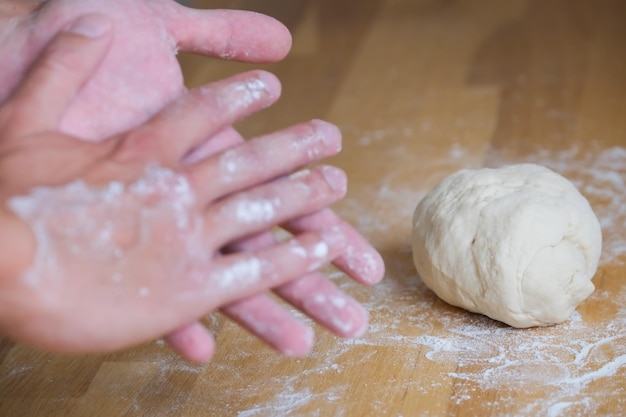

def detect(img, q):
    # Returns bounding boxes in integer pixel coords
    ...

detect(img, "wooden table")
[2,0,625,415]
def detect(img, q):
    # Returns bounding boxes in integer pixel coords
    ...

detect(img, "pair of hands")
[0,0,384,362]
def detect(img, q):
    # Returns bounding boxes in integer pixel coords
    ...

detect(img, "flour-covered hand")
[0,0,385,361]
[0,19,353,358]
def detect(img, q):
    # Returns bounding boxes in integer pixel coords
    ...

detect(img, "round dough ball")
[412,163,602,328]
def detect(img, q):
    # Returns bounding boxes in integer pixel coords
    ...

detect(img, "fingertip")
[349,305,370,339]
[165,323,216,363]
[194,70,282,108]
[362,250,386,285]
[267,15,293,60]
[339,232,386,286]
[184,336,216,363]
[320,165,348,194]
[309,119,343,153]
[170,9,292,63]
[280,325,315,358]
[253,70,283,102]
[241,12,293,61]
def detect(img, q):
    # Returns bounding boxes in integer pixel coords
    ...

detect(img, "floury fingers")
[7,163,351,326]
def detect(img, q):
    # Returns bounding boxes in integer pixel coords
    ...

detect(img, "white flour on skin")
[233,198,280,224]
[220,148,244,179]
[211,76,270,113]
[312,242,328,259]
[307,242,330,273]
[228,143,626,417]
[289,126,340,162]
[214,258,263,290]
[8,165,210,290]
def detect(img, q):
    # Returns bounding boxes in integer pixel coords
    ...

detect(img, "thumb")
[168,8,292,63]
[2,13,113,136]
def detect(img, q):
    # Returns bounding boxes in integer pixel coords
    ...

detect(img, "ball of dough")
[412,163,602,328]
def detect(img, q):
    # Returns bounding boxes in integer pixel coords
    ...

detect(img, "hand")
[0,16,356,356]
[0,0,385,361]
[168,129,385,361]
[0,0,292,139]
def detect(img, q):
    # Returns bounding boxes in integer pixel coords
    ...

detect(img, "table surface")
[2,1,626,416]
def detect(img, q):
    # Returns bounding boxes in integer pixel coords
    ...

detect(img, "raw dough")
[412,163,602,328]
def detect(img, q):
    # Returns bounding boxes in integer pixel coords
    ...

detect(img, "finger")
[196,228,347,306]
[182,127,243,165]
[204,165,347,248]
[1,14,112,135]
[182,126,374,334]
[164,321,215,363]
[274,273,369,338]
[222,295,315,357]
[285,209,386,285]
[115,71,281,167]
[166,8,292,62]
[171,125,293,359]
[226,229,370,338]
[186,119,342,204]
[182,127,318,355]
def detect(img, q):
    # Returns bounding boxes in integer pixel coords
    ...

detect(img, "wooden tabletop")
[2,0,626,416]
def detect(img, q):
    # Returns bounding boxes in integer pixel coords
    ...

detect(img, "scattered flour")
[229,143,626,417]
[2,142,624,417]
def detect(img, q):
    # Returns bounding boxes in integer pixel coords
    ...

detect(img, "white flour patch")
[208,76,268,110]
[234,375,348,417]
[7,165,208,289]
[289,126,338,161]
[312,242,328,259]
[216,258,262,289]
[220,149,241,176]
[233,198,280,224]
[290,245,308,258]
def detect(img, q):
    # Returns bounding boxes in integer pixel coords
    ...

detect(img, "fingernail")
[321,166,347,193]
[67,14,111,38]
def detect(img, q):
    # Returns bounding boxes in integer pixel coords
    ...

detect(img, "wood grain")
[2,0,626,416]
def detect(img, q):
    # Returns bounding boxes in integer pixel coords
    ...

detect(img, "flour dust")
[230,141,626,417]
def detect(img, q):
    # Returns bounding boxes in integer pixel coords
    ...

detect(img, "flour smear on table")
[228,142,626,417]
